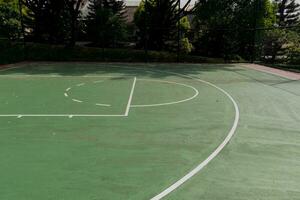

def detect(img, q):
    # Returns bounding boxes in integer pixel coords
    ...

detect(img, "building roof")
[125,0,140,6]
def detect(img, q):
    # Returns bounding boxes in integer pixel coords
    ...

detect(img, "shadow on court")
[1,62,299,88]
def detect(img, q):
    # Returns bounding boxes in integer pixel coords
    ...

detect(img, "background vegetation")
[0,0,299,69]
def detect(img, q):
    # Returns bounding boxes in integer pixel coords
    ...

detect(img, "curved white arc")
[109,65,239,200]
[131,79,199,108]
[64,80,111,107]
[149,72,240,200]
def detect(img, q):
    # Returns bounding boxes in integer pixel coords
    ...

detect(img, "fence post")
[18,0,26,58]
[251,0,260,63]
[177,0,181,62]
[144,0,149,62]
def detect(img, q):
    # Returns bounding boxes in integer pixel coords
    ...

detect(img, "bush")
[285,31,300,64]
[0,42,24,64]
[180,37,193,54]
[1,43,227,64]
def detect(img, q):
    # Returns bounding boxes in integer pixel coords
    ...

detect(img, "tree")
[275,0,300,26]
[22,0,86,45]
[22,0,68,43]
[193,0,276,60]
[193,0,235,57]
[0,0,21,41]
[134,0,192,51]
[262,29,288,63]
[285,30,300,63]
[179,16,193,54]
[22,0,50,42]
[65,0,86,46]
[47,0,69,43]
[233,0,276,60]
[261,0,300,63]
[85,0,127,47]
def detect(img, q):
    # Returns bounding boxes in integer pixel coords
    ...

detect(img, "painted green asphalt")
[0,63,299,200]
[0,63,235,200]
[165,65,300,200]
[0,77,133,115]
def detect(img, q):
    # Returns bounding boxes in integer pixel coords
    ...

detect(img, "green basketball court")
[0,62,299,200]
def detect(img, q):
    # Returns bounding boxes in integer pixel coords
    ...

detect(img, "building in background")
[81,0,140,24]
[125,0,140,23]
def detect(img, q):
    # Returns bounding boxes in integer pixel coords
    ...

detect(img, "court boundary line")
[239,63,300,81]
[0,62,28,72]
[0,74,129,78]
[0,114,125,118]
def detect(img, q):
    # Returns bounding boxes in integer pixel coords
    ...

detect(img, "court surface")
[0,62,299,200]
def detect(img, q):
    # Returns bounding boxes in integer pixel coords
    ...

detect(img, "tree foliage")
[64,0,86,46]
[0,0,21,40]
[275,0,300,26]
[262,29,288,63]
[262,0,300,63]
[21,0,86,44]
[85,0,127,47]
[134,0,191,51]
[1,0,298,64]
[193,0,276,59]
[179,16,193,54]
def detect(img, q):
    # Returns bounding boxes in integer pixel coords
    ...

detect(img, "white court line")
[131,79,199,107]
[64,80,112,107]
[145,72,240,200]
[0,64,240,195]
[0,74,124,78]
[239,63,300,81]
[0,114,125,117]
[72,99,83,103]
[95,65,239,200]
[96,103,111,107]
[124,77,137,116]
[93,80,104,83]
